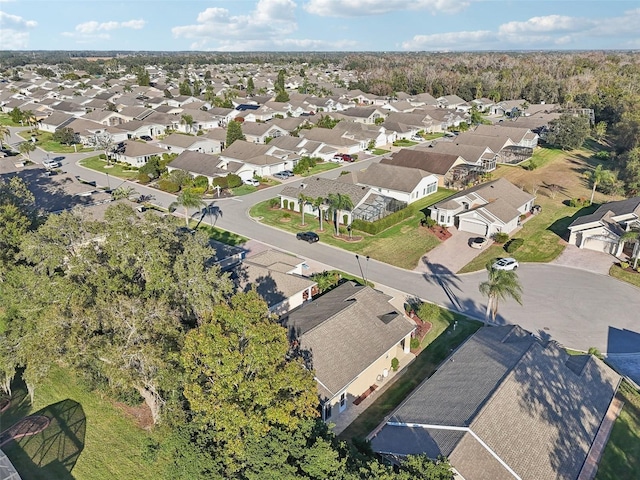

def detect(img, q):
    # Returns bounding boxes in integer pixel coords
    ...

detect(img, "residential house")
[279,176,375,226]
[333,121,391,149]
[39,112,75,133]
[338,163,438,205]
[568,196,640,256]
[166,151,227,185]
[241,121,289,144]
[370,325,621,480]
[234,250,317,317]
[425,142,497,172]
[218,140,298,180]
[80,109,127,127]
[297,127,361,156]
[490,99,528,117]
[115,119,166,139]
[428,177,535,236]
[474,124,539,149]
[113,140,168,167]
[338,106,387,125]
[471,98,495,112]
[157,132,222,154]
[437,95,470,112]
[283,281,416,423]
[381,149,468,187]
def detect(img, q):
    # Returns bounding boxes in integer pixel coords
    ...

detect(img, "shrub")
[410,337,420,350]
[269,198,280,208]
[137,172,151,184]
[526,158,539,170]
[226,173,242,188]
[493,232,509,244]
[157,179,180,193]
[505,238,524,253]
[342,214,348,225]
[352,205,416,235]
[193,175,209,189]
[620,261,630,269]
[99,153,107,160]
[417,302,440,322]
[282,212,291,219]
[391,357,399,372]
[212,176,228,189]
[425,216,437,228]
[569,197,590,208]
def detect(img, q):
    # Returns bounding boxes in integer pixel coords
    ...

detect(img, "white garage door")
[584,237,617,255]
[459,219,488,236]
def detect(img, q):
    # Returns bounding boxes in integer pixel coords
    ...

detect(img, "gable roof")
[382,149,462,175]
[434,178,533,211]
[569,196,640,229]
[283,281,415,398]
[280,176,372,207]
[370,325,621,480]
[168,151,225,177]
[345,162,435,194]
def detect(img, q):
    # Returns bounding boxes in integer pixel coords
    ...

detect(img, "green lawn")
[338,310,482,442]
[393,139,418,147]
[1,367,162,480]
[0,114,20,126]
[457,201,600,273]
[423,133,445,141]
[230,184,258,196]
[250,189,455,270]
[595,381,640,480]
[519,147,566,170]
[17,130,92,153]
[79,155,140,179]
[196,224,248,246]
[370,148,390,155]
[609,264,640,289]
[299,162,341,177]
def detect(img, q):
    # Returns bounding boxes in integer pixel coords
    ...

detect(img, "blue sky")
[1,0,639,51]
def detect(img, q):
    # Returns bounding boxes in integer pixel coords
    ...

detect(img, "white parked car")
[43,158,61,169]
[244,178,260,187]
[492,257,519,271]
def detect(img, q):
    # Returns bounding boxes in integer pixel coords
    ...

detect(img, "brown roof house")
[381,149,467,188]
[112,140,168,167]
[568,196,640,256]
[234,249,317,318]
[283,281,416,426]
[428,178,535,236]
[370,325,621,480]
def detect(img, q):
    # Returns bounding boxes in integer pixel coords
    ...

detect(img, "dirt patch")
[426,225,452,241]
[113,401,154,430]
[333,234,363,242]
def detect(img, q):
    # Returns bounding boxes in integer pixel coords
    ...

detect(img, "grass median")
[79,156,140,179]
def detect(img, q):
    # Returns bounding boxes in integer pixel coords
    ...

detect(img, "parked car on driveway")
[273,172,289,180]
[281,170,294,177]
[492,257,519,271]
[469,237,488,249]
[244,178,260,186]
[296,231,320,243]
[332,154,354,162]
[140,135,153,141]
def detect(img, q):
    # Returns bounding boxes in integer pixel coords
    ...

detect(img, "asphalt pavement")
[5,127,640,354]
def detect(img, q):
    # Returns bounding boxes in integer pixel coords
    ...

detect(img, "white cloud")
[403,11,640,51]
[62,18,146,42]
[305,0,471,17]
[0,11,37,49]
[172,0,297,48]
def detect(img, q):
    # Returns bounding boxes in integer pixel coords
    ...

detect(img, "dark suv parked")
[296,231,320,243]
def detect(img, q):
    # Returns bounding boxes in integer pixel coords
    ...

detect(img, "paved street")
[4,127,640,354]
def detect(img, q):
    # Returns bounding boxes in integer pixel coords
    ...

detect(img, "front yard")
[17,130,92,153]
[249,189,455,270]
[79,155,140,179]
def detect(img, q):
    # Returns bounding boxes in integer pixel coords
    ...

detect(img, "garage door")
[458,219,488,236]
[584,237,617,255]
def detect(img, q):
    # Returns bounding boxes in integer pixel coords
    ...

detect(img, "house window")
[440,215,445,223]
[339,393,346,412]
[324,403,332,420]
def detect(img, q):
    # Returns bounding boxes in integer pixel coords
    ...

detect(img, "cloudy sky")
[1,0,638,51]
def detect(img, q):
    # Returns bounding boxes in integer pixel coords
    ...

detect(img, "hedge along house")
[429,178,535,237]
[282,281,416,425]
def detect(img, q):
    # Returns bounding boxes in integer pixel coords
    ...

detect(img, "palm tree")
[312,196,326,231]
[180,114,194,134]
[298,193,311,225]
[0,125,10,149]
[619,224,640,269]
[478,265,523,322]
[111,186,137,201]
[169,188,206,227]
[194,203,222,229]
[586,164,615,205]
[22,110,37,133]
[18,140,36,159]
[327,193,354,236]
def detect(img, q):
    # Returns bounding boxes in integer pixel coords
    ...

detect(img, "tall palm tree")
[586,164,614,205]
[312,196,326,231]
[620,224,640,269]
[479,265,523,321]
[18,140,36,159]
[0,125,10,149]
[298,193,311,225]
[169,188,206,227]
[180,114,194,134]
[327,193,354,236]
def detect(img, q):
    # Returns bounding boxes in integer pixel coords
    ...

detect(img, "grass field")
[595,381,640,480]
[17,130,92,153]
[299,161,341,177]
[250,188,455,270]
[79,155,140,179]
[609,264,640,289]
[338,310,482,441]
[1,367,162,480]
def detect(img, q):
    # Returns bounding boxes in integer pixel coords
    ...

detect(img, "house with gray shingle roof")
[568,196,640,256]
[157,132,222,154]
[167,151,227,185]
[113,140,168,167]
[370,325,621,480]
[381,149,468,187]
[429,177,535,236]
[283,281,415,425]
[339,163,438,205]
[235,249,317,317]
[218,140,298,180]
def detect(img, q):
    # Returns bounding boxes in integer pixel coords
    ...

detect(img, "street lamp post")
[355,254,365,286]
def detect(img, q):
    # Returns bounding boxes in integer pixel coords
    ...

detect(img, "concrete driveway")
[551,244,618,276]
[416,226,490,275]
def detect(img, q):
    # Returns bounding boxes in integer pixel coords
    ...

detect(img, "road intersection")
[4,127,640,354]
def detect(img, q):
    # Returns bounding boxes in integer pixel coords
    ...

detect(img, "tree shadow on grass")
[547,203,599,238]
[2,399,86,480]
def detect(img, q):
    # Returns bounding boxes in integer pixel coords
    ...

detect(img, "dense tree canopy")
[545,114,591,150]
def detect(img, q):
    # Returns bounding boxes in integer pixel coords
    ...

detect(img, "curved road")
[6,127,640,354]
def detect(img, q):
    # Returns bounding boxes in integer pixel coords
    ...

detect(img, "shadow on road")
[421,257,463,311]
